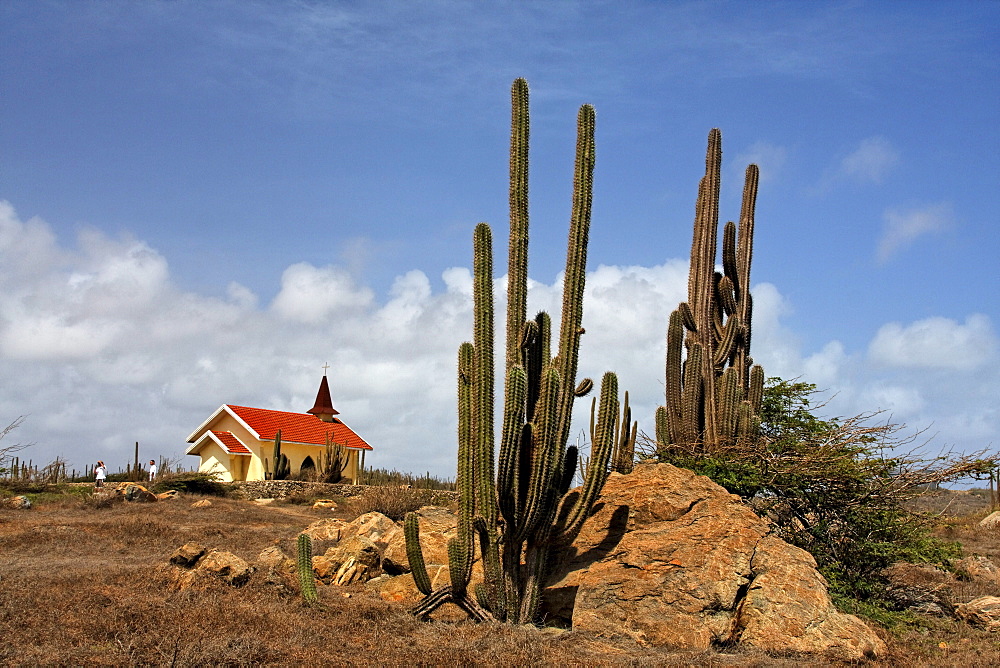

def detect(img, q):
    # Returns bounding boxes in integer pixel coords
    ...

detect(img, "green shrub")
[656,377,995,608]
[151,471,229,497]
[350,486,442,521]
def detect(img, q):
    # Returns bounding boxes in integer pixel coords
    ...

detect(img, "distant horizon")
[1,1,996,479]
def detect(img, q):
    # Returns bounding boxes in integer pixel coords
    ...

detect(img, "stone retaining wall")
[228,480,458,501]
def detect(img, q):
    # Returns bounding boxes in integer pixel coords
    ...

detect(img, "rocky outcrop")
[955,596,1000,631]
[314,536,382,586]
[543,463,885,660]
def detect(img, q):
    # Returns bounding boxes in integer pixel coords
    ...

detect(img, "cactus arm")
[506,78,530,371]
[404,512,434,596]
[554,104,596,452]
[472,223,497,527]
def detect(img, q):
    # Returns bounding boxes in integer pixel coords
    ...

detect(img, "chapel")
[185,374,372,482]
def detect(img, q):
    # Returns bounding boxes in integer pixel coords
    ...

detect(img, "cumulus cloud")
[271,262,374,323]
[0,200,996,481]
[839,136,899,184]
[877,202,953,262]
[868,314,997,370]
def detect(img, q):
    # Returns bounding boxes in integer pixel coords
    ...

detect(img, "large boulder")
[314,535,383,586]
[301,518,349,542]
[544,463,885,660]
[381,506,457,575]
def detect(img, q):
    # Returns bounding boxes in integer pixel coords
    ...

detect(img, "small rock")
[191,499,212,508]
[956,556,1000,585]
[156,490,179,501]
[254,498,275,505]
[955,596,1000,631]
[123,483,158,503]
[170,542,207,568]
[312,499,338,510]
[195,550,254,587]
[3,495,32,509]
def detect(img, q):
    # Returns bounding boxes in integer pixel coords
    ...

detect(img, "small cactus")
[297,533,318,604]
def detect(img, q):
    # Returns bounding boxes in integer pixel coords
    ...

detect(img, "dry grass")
[1,488,999,667]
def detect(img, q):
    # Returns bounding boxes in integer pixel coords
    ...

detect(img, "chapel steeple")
[307,366,340,422]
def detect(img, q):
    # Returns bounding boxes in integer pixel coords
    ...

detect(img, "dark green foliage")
[657,377,988,607]
[297,534,318,604]
[151,471,229,497]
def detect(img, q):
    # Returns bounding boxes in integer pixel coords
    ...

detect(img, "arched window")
[300,455,316,472]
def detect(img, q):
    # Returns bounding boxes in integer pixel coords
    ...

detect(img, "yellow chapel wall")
[197,441,235,483]
[202,412,267,481]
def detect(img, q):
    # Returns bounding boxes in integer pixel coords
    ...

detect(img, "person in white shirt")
[94,461,107,490]
[148,459,157,482]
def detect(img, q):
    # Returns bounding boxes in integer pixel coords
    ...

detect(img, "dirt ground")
[1,487,999,666]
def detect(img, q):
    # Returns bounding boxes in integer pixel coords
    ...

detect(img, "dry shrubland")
[2,486,1000,666]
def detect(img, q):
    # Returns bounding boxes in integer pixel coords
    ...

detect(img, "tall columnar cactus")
[319,434,349,483]
[407,78,624,625]
[272,429,290,481]
[297,533,318,604]
[656,130,765,454]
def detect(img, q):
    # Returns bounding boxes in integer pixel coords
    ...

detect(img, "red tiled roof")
[226,405,373,450]
[212,430,252,454]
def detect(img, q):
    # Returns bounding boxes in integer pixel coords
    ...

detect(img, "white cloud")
[868,314,997,370]
[0,201,996,481]
[732,142,787,184]
[271,262,374,323]
[839,136,899,184]
[877,202,953,262]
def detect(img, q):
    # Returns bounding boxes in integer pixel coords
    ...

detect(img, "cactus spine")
[407,78,624,625]
[656,130,765,454]
[297,533,318,604]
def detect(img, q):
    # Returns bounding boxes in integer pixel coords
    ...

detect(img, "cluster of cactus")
[318,434,349,483]
[655,129,765,454]
[404,78,629,624]
[608,391,637,474]
[272,430,291,480]
[297,533,318,604]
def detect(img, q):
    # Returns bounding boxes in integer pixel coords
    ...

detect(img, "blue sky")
[1,1,997,480]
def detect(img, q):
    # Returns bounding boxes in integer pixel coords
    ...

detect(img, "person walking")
[94,461,107,491]
[147,459,157,482]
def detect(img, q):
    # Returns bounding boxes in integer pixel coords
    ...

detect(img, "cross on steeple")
[322,362,330,376]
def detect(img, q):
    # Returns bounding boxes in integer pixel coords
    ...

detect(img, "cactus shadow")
[542,503,630,626]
